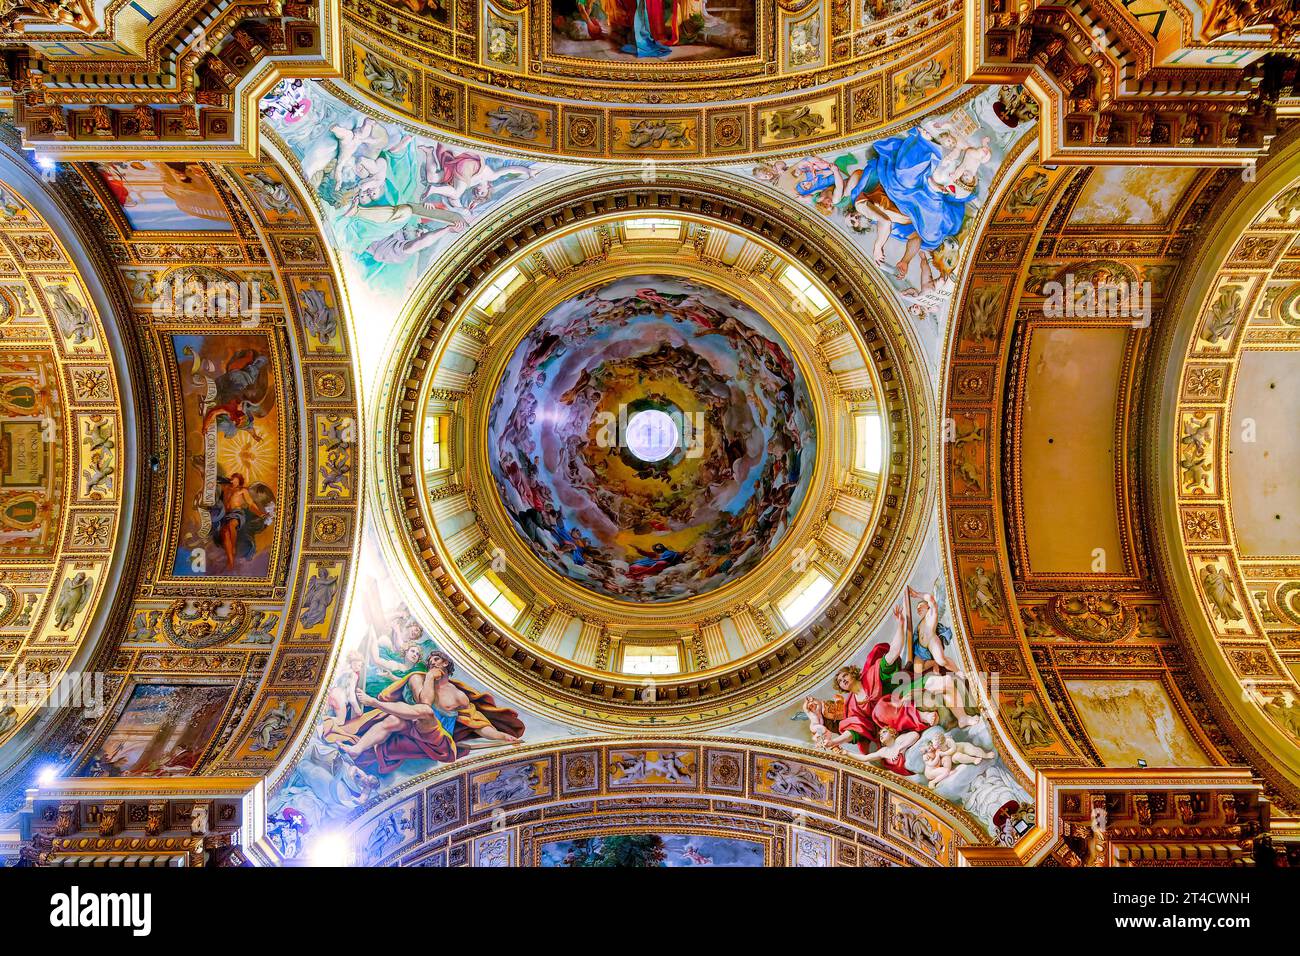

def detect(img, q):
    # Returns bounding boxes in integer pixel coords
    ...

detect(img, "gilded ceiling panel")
[0,163,131,775]
[0,151,363,805]
[327,0,972,160]
[963,0,1300,165]
[0,0,344,160]
[935,151,1261,805]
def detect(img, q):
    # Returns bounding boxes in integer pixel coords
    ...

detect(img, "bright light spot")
[623,648,680,675]
[309,832,354,867]
[854,413,883,473]
[780,266,831,313]
[624,217,679,239]
[625,409,678,462]
[34,154,56,172]
[36,765,59,787]
[475,266,521,315]
[779,572,833,627]
[472,572,524,626]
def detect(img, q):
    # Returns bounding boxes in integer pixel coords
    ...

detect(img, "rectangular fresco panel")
[550,1,756,62]
[1064,678,1211,767]
[84,683,233,776]
[96,162,232,231]
[1067,166,1200,226]
[539,832,764,866]
[168,333,281,579]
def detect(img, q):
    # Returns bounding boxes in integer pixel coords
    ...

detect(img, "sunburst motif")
[217,427,277,487]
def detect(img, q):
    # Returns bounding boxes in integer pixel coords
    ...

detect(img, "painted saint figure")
[299,566,339,629]
[322,651,524,773]
[207,473,274,572]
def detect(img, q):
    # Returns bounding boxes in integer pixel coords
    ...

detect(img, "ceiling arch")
[934,147,1279,796]
[274,736,992,866]
[0,142,140,783]
[1146,126,1300,800]
[0,151,366,810]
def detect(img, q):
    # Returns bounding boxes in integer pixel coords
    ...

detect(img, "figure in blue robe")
[622,0,672,57]
[846,126,978,252]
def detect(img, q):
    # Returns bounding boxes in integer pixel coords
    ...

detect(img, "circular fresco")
[487,274,816,604]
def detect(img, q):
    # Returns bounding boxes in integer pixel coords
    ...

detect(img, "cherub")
[326,651,366,721]
[82,451,114,494]
[921,732,996,785]
[858,726,921,775]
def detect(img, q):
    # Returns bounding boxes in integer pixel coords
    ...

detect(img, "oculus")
[486,273,816,604]
[624,409,680,462]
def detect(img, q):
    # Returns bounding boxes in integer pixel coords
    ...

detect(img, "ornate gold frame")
[375,167,934,731]
[1146,126,1300,800]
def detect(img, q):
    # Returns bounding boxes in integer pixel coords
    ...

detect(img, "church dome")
[374,170,931,731]
[486,273,817,604]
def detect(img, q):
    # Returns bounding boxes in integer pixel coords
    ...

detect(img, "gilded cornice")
[372,168,935,732]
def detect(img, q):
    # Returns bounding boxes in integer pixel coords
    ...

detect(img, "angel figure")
[53,571,93,630]
[1200,564,1243,623]
[921,732,997,785]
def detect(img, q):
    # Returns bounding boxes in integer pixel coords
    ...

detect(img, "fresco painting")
[1067,166,1200,226]
[794,575,1030,838]
[539,832,765,866]
[84,683,232,776]
[170,334,280,579]
[240,166,306,224]
[95,162,232,231]
[1065,678,1211,768]
[487,274,815,603]
[260,81,539,297]
[746,85,1034,333]
[551,1,755,61]
[862,0,912,23]
[267,535,533,859]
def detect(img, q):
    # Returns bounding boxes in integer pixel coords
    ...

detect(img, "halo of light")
[625,409,679,462]
[309,832,354,867]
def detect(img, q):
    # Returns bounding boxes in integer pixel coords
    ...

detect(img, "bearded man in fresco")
[323,651,524,774]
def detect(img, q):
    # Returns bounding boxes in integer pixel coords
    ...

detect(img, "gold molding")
[373,168,934,731]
